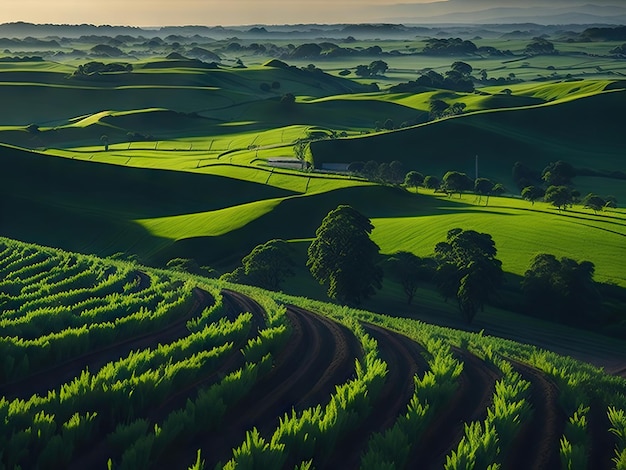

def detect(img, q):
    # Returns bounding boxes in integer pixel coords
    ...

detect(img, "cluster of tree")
[390,61,474,93]
[286,42,386,59]
[438,171,504,203]
[259,81,282,92]
[220,239,295,291]
[72,61,133,76]
[349,160,407,184]
[476,69,521,85]
[580,26,626,42]
[125,131,155,142]
[429,99,466,120]
[514,160,618,212]
[435,229,503,323]
[90,44,126,57]
[524,38,557,56]
[582,193,617,213]
[0,55,44,62]
[521,254,601,324]
[355,60,388,77]
[610,44,626,56]
[165,258,215,277]
[422,38,478,56]
[217,198,614,330]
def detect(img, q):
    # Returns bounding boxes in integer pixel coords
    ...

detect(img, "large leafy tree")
[442,171,473,197]
[307,205,383,305]
[545,185,573,211]
[404,171,424,191]
[434,228,503,323]
[521,185,545,205]
[521,254,600,324]
[221,239,294,291]
[386,251,435,305]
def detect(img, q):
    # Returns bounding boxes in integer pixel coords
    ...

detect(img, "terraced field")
[1,238,625,469]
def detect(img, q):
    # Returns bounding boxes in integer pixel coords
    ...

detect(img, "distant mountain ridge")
[378,1,626,25]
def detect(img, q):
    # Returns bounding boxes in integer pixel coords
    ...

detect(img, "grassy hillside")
[311,88,626,198]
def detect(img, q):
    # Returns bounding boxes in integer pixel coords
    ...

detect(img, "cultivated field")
[0,239,625,469]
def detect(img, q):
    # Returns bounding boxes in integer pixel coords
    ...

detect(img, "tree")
[166,258,214,277]
[581,193,605,214]
[355,60,388,77]
[280,93,296,106]
[404,171,424,191]
[474,178,494,205]
[451,61,473,76]
[369,60,389,76]
[521,186,544,205]
[221,239,294,291]
[307,205,383,305]
[492,183,505,197]
[512,161,541,191]
[434,228,503,323]
[521,254,600,324]
[442,171,473,197]
[423,175,440,190]
[389,160,405,183]
[542,161,575,186]
[545,185,573,211]
[386,252,434,305]
[429,99,449,119]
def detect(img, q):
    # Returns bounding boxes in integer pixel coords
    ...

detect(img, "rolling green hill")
[311,88,626,198]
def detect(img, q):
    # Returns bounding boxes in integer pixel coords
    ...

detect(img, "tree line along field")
[0,237,625,469]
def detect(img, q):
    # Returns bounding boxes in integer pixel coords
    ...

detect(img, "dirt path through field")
[323,323,429,469]
[409,348,501,469]
[504,361,565,470]
[0,286,212,399]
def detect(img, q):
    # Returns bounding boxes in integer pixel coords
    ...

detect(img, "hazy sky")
[1,0,441,26]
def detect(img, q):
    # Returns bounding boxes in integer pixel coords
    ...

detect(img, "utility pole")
[475,155,479,180]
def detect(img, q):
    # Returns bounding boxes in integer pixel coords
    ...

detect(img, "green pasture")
[370,192,626,286]
[311,87,626,200]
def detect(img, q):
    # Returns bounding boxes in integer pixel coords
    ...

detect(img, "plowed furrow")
[324,323,429,469]
[0,287,212,399]
[504,361,565,470]
[409,348,500,469]
[588,400,616,470]
[164,299,360,469]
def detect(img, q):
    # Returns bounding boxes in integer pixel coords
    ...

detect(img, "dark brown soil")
[588,399,616,470]
[323,323,430,469]
[504,361,566,470]
[168,301,362,470]
[409,348,501,469]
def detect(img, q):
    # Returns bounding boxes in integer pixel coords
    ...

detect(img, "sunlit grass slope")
[0,144,296,257]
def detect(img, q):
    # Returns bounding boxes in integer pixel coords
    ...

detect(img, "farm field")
[1,19,626,469]
[0,238,625,469]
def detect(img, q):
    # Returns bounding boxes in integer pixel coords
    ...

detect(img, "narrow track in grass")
[323,323,430,469]
[504,361,565,470]
[409,348,501,469]
[0,286,212,399]
[182,300,362,470]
